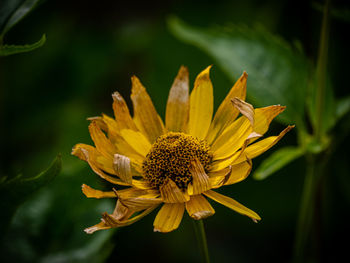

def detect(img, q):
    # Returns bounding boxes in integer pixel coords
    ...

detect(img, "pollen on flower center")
[142,132,212,190]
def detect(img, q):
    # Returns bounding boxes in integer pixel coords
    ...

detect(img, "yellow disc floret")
[142,132,212,190]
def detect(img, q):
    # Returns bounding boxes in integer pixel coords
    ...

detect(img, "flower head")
[72,66,293,233]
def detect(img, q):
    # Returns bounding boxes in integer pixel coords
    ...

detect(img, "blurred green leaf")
[0,155,115,263]
[0,33,46,56]
[335,96,350,121]
[254,146,304,180]
[0,0,42,37]
[0,154,61,234]
[168,17,310,128]
[0,0,23,33]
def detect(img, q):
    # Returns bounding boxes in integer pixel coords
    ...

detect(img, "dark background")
[0,0,349,262]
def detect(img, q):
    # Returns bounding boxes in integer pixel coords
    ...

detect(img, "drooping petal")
[112,200,134,221]
[120,129,152,157]
[165,65,190,132]
[233,125,295,164]
[73,146,130,186]
[185,194,215,220]
[159,179,190,203]
[188,66,213,139]
[231,97,255,126]
[188,159,211,195]
[206,72,247,145]
[153,203,185,233]
[112,91,138,131]
[131,76,166,143]
[113,154,133,184]
[224,157,252,185]
[89,205,157,233]
[89,121,118,159]
[81,184,116,199]
[204,190,261,221]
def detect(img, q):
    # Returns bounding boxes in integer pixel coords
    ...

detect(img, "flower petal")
[112,91,138,131]
[165,65,190,132]
[84,203,158,233]
[131,76,165,143]
[159,179,190,203]
[185,194,215,220]
[233,125,295,164]
[231,97,255,127]
[210,132,261,172]
[153,203,185,233]
[224,157,252,185]
[188,66,213,139]
[204,190,261,221]
[73,146,129,186]
[206,72,247,145]
[89,121,118,159]
[211,116,253,160]
[188,159,211,195]
[113,154,133,184]
[81,184,116,198]
[112,200,134,221]
[120,129,152,157]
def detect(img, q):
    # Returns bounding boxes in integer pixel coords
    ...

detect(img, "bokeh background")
[0,0,349,262]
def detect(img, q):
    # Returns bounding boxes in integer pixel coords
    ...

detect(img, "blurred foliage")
[0,0,349,262]
[0,0,46,56]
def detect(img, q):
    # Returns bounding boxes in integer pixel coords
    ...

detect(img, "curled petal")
[185,194,215,220]
[188,159,211,195]
[113,154,133,184]
[153,203,185,233]
[159,179,190,203]
[231,97,255,127]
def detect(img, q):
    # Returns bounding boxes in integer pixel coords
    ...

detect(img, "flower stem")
[315,0,330,141]
[294,155,317,262]
[192,220,210,263]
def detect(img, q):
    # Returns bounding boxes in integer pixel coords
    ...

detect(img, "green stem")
[315,0,330,140]
[192,220,210,263]
[294,155,317,262]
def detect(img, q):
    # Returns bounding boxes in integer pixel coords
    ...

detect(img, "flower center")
[142,132,212,190]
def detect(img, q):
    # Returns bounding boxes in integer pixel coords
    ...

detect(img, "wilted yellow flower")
[72,66,293,233]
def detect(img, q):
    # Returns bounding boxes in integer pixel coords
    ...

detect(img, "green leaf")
[0,155,115,262]
[0,33,46,56]
[335,96,350,121]
[168,17,310,128]
[0,0,42,37]
[0,0,23,33]
[253,146,304,180]
[0,154,61,233]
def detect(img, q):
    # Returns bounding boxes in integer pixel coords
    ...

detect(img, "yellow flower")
[72,66,293,233]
